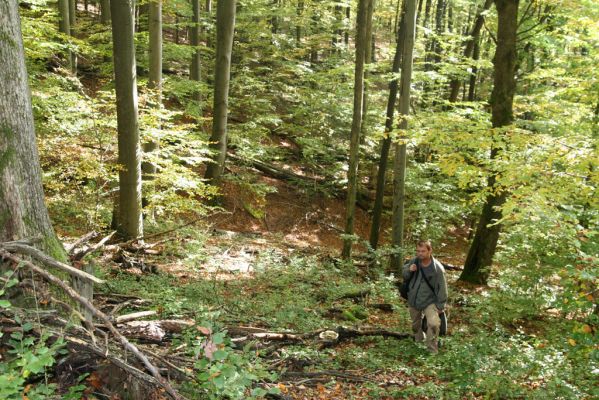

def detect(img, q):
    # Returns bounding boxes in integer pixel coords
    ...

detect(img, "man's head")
[416,240,432,261]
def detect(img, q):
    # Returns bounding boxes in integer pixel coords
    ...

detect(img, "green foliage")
[182,323,279,399]
[0,279,66,400]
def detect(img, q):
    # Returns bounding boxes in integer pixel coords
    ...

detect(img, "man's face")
[416,245,432,261]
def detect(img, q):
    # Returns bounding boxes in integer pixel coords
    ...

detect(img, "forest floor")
[86,160,483,400]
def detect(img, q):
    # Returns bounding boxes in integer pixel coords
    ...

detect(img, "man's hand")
[409,263,417,272]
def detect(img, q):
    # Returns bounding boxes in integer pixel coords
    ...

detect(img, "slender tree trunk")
[389,0,417,272]
[360,0,376,140]
[57,0,72,71]
[468,36,481,101]
[459,0,519,284]
[204,0,236,185]
[448,0,493,102]
[342,0,374,259]
[344,6,350,47]
[296,0,303,45]
[111,0,143,239]
[148,0,162,90]
[68,0,77,72]
[206,0,213,49]
[145,0,162,220]
[433,0,446,63]
[191,0,202,103]
[101,0,111,24]
[270,0,279,34]
[369,3,406,250]
[0,1,66,260]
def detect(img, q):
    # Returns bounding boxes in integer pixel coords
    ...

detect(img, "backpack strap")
[419,261,436,295]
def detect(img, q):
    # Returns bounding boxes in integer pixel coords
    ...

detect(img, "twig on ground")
[0,250,186,400]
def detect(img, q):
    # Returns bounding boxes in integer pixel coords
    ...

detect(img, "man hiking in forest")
[402,240,448,354]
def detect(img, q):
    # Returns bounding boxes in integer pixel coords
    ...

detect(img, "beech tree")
[204,0,237,185]
[111,0,143,239]
[390,0,417,271]
[148,0,163,91]
[369,2,406,250]
[459,0,519,284]
[0,1,65,259]
[341,0,374,258]
[190,0,202,103]
[101,0,111,24]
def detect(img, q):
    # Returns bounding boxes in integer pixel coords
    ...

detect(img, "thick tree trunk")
[460,0,519,284]
[448,0,493,102]
[0,2,65,260]
[101,0,111,24]
[369,3,406,250]
[341,0,374,259]
[111,0,143,239]
[390,0,417,272]
[204,0,236,185]
[190,0,202,103]
[148,0,162,91]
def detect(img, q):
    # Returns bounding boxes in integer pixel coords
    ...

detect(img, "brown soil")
[212,173,379,254]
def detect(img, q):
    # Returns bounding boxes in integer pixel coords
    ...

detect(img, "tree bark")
[148,0,162,91]
[389,0,417,272]
[341,0,374,258]
[369,2,406,250]
[57,0,73,72]
[459,0,519,284]
[111,0,143,239]
[204,0,236,185]
[190,0,202,103]
[0,2,65,260]
[101,0,111,24]
[448,0,493,102]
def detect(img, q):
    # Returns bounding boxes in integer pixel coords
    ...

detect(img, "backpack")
[399,258,417,300]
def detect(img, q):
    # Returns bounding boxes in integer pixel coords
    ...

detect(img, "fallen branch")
[115,310,158,324]
[0,251,186,400]
[282,370,372,383]
[1,242,104,284]
[71,231,116,261]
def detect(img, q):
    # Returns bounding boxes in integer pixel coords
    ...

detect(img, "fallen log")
[227,153,373,210]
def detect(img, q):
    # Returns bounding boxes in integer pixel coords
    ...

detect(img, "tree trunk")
[467,36,481,101]
[148,0,162,91]
[296,0,303,45]
[111,0,143,239]
[190,0,202,103]
[341,0,374,259]
[57,0,73,72]
[206,0,213,49]
[0,1,65,260]
[459,0,519,284]
[389,0,417,272]
[369,2,406,250]
[101,0,111,24]
[69,0,77,72]
[360,0,376,140]
[448,0,493,102]
[204,0,236,185]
